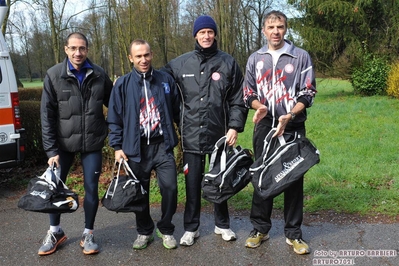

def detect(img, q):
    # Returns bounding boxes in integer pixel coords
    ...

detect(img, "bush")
[350,54,390,96]
[18,96,183,174]
[20,100,47,166]
[18,88,42,101]
[386,61,399,99]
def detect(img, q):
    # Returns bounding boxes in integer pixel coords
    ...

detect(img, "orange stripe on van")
[0,108,14,125]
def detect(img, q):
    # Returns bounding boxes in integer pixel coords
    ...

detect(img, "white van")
[0,3,26,169]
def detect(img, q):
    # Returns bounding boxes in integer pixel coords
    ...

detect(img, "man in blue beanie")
[162,15,248,246]
[192,15,218,37]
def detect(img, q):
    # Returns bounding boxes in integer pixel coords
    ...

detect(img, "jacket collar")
[258,39,296,57]
[61,57,96,79]
[195,39,218,58]
[133,67,154,81]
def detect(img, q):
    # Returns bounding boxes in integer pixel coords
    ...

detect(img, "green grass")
[166,78,399,216]
[20,79,43,89]
[57,78,399,217]
[304,79,399,215]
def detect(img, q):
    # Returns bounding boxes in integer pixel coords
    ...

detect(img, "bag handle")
[107,159,146,198]
[121,159,140,181]
[39,164,68,190]
[109,159,124,195]
[208,136,228,172]
[261,128,298,161]
[121,159,147,195]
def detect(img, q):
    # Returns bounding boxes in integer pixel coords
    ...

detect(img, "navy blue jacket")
[107,68,180,162]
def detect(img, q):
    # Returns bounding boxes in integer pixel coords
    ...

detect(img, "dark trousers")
[127,141,177,235]
[50,150,102,230]
[183,152,230,231]
[250,121,305,239]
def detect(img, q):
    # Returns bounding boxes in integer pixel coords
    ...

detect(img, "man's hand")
[47,155,59,168]
[273,114,290,137]
[252,104,268,124]
[226,129,238,146]
[115,150,128,162]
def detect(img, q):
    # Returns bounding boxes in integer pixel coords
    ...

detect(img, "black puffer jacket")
[41,57,113,157]
[162,41,248,154]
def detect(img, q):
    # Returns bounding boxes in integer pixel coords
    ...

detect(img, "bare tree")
[1,0,18,36]
[12,9,33,81]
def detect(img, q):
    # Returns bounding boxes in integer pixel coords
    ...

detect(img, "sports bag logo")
[202,136,254,204]
[30,190,50,200]
[275,155,304,183]
[250,128,320,200]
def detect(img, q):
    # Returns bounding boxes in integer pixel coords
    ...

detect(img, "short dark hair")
[65,32,89,48]
[263,10,288,28]
[129,39,150,53]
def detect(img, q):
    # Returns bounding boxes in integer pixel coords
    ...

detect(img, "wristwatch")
[288,111,296,121]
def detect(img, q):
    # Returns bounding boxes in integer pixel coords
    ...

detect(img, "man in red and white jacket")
[243,10,317,255]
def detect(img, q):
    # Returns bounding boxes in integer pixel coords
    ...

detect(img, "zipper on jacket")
[176,83,185,151]
[68,74,87,152]
[142,73,151,145]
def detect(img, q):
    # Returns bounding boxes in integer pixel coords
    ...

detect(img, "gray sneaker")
[180,230,200,246]
[214,226,236,241]
[156,228,177,249]
[80,231,99,255]
[38,230,67,256]
[133,234,154,250]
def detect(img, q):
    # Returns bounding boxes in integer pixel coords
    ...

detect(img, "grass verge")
[14,78,399,217]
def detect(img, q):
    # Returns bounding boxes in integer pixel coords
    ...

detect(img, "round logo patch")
[0,132,7,143]
[285,64,294,74]
[212,72,221,81]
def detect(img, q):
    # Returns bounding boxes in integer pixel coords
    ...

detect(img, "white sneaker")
[179,230,200,246]
[214,226,236,241]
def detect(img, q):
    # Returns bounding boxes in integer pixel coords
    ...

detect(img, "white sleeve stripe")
[301,66,313,75]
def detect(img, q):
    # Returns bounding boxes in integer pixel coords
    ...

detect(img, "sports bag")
[250,128,320,200]
[18,165,79,213]
[202,136,254,204]
[101,159,147,212]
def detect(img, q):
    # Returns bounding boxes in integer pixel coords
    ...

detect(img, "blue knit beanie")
[193,15,217,37]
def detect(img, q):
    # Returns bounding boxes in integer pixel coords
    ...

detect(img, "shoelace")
[164,235,174,241]
[249,230,259,237]
[43,231,56,245]
[138,235,149,241]
[84,233,94,245]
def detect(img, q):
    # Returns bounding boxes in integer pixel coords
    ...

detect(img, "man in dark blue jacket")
[107,39,180,250]
[40,32,113,255]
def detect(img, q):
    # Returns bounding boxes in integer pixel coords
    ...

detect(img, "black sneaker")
[80,231,99,255]
[38,230,67,256]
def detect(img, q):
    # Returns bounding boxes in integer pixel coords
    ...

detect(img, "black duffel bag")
[18,165,79,213]
[202,136,254,204]
[250,128,320,200]
[101,159,147,212]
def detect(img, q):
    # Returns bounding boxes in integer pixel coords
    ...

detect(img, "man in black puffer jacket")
[162,15,248,246]
[40,32,113,256]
